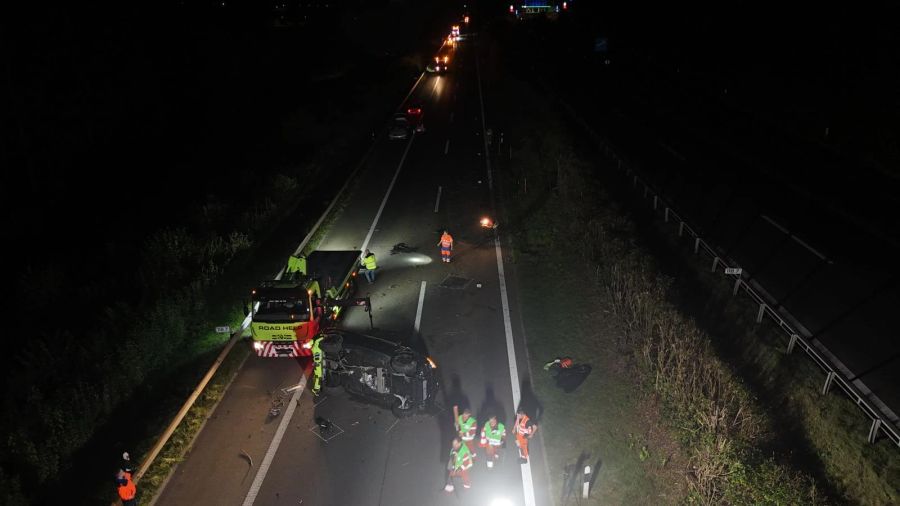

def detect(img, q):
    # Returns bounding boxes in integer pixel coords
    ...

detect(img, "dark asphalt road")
[156,30,551,506]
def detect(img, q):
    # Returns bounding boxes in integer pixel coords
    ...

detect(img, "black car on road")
[319,329,438,417]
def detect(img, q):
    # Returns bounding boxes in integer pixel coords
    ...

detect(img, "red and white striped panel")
[255,341,312,358]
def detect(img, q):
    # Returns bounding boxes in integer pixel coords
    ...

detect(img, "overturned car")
[318,329,438,417]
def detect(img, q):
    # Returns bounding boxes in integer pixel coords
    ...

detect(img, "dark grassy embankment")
[2,1,453,504]
[490,66,828,505]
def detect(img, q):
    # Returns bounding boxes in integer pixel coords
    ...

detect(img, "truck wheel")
[391,398,414,418]
[320,334,343,354]
[390,353,417,375]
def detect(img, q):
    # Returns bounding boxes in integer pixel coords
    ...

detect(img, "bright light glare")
[301,340,313,349]
[426,356,437,369]
[489,499,514,506]
[253,342,264,350]
[405,253,433,265]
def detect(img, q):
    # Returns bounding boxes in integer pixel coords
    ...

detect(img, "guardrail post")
[678,222,685,236]
[756,303,767,322]
[822,371,836,395]
[694,238,700,254]
[653,195,658,210]
[868,418,882,444]
[711,256,719,272]
[732,278,741,296]
[664,207,670,222]
[787,334,798,354]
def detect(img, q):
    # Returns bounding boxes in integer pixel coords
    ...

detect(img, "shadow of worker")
[437,373,472,463]
[517,375,544,422]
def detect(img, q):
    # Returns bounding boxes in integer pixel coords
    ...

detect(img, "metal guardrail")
[603,146,900,449]
[542,81,900,448]
[128,134,379,503]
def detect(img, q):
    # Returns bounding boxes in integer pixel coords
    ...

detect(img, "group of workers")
[445,405,538,492]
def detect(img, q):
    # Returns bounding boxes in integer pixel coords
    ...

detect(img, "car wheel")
[390,352,417,375]
[391,397,415,418]
[324,370,342,389]
[320,333,343,354]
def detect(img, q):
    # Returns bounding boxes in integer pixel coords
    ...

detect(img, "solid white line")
[476,56,493,192]
[399,72,426,113]
[242,374,307,506]
[444,139,450,155]
[360,136,415,254]
[494,238,535,506]
[476,43,537,506]
[434,186,443,213]
[414,281,427,332]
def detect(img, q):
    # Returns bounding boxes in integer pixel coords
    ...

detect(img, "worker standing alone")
[311,334,324,395]
[360,249,377,284]
[514,407,537,463]
[480,415,506,469]
[115,470,137,506]
[444,437,474,492]
[438,230,454,263]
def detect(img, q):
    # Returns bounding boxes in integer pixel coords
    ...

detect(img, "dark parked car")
[388,113,411,140]
[319,329,439,417]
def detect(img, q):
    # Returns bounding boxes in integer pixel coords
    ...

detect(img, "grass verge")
[136,335,251,504]
[492,70,827,503]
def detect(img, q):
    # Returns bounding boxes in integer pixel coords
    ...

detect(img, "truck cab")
[250,250,360,357]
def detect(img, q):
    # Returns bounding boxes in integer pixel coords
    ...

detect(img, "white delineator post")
[582,465,591,499]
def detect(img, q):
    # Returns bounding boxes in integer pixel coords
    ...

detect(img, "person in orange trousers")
[438,230,454,263]
[514,407,538,464]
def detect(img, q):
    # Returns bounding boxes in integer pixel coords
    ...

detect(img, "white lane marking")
[360,136,415,254]
[444,139,450,155]
[450,112,455,123]
[414,281,427,332]
[242,375,307,506]
[476,42,537,506]
[494,238,535,506]
[476,59,493,192]
[434,186,443,213]
[399,72,426,113]
[761,215,829,261]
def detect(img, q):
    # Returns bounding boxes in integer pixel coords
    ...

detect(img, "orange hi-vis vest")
[515,413,533,436]
[440,233,453,248]
[118,472,137,501]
